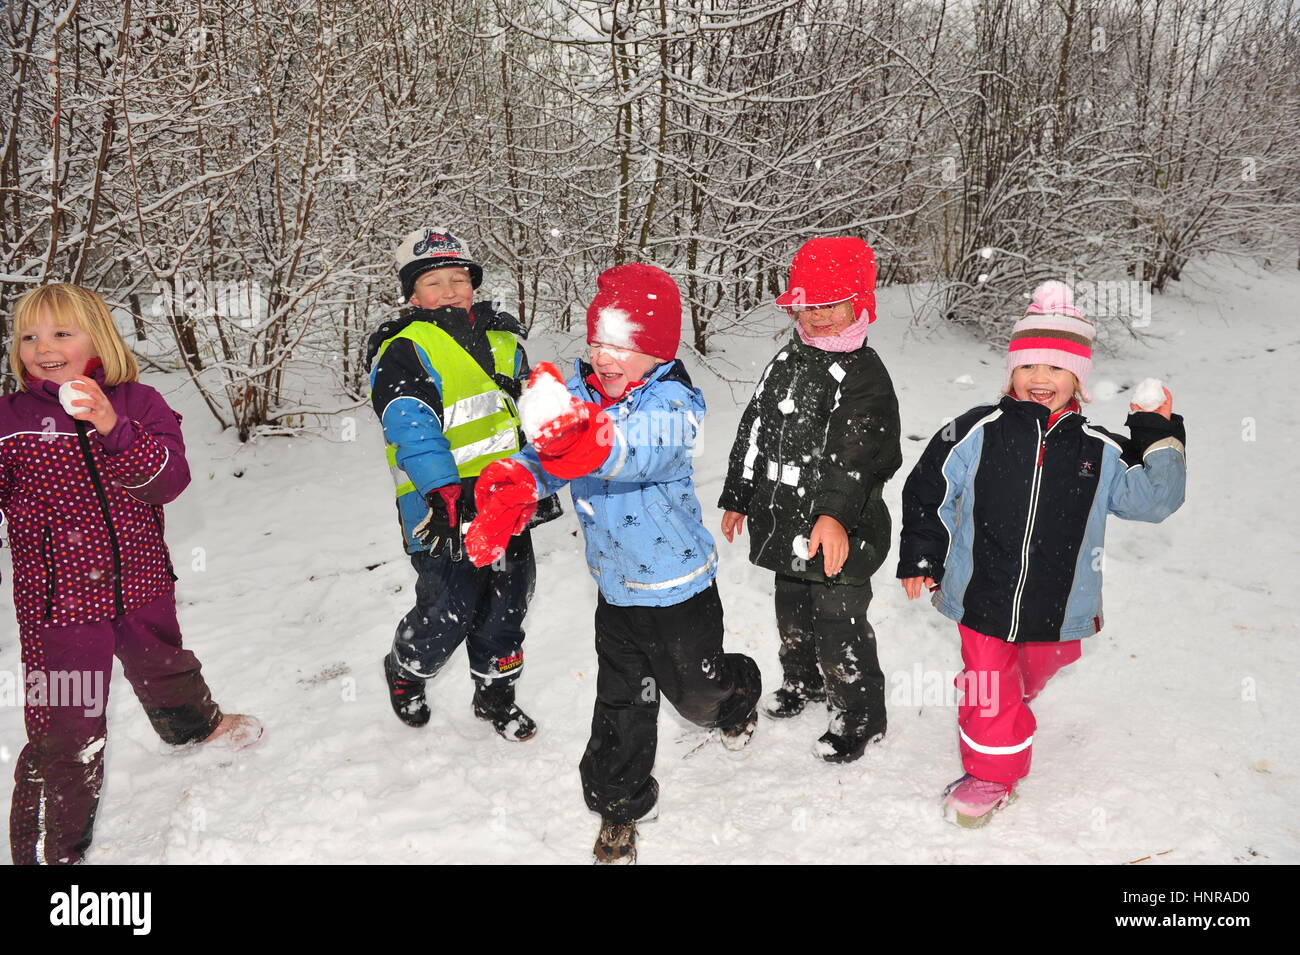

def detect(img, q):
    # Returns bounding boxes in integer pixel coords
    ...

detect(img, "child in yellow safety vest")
[367,228,561,740]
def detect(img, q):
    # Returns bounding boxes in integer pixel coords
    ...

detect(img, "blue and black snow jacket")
[515,359,717,608]
[896,395,1186,643]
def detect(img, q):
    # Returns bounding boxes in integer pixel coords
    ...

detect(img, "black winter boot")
[720,704,758,751]
[814,719,886,764]
[762,681,827,720]
[472,681,538,742]
[384,652,430,727]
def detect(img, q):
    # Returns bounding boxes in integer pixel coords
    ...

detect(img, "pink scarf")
[796,314,871,352]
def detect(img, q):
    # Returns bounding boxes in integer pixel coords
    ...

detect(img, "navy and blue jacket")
[897,395,1186,643]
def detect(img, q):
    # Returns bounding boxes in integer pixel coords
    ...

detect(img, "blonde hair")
[9,284,139,390]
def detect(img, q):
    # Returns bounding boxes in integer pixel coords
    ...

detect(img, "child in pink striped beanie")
[897,278,1187,829]
[1004,279,1094,405]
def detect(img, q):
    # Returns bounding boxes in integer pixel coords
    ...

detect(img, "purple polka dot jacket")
[0,368,190,632]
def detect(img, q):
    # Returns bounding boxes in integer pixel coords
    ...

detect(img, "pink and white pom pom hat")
[1005,280,1095,401]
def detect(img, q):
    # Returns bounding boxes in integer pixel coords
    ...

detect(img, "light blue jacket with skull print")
[513,358,718,608]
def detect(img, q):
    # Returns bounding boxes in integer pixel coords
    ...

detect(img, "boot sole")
[593,823,637,864]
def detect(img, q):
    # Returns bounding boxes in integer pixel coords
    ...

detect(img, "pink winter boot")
[942,774,1016,828]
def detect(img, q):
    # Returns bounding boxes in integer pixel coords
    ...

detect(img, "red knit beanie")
[585,263,682,361]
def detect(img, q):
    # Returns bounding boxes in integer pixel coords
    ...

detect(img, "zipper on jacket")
[1007,421,1046,642]
[73,421,126,615]
[42,527,56,620]
[1007,414,1071,641]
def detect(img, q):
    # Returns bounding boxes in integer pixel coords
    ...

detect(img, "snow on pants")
[774,574,886,737]
[392,530,535,686]
[9,590,222,865]
[579,582,761,824]
[956,624,1082,784]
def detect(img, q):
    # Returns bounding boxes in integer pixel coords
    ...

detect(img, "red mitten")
[465,459,539,567]
[519,363,613,480]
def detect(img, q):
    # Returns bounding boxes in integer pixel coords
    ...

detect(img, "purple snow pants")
[9,590,221,865]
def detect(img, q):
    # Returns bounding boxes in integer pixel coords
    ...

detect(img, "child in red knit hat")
[897,280,1186,827]
[719,237,903,763]
[467,263,761,864]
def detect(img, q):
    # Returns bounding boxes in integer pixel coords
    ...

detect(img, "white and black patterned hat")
[395,228,483,300]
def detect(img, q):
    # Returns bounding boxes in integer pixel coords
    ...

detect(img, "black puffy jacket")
[719,334,902,584]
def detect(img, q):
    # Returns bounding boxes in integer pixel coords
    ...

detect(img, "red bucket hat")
[775,237,878,323]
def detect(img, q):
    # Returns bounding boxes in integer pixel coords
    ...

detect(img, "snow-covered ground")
[2,258,1296,864]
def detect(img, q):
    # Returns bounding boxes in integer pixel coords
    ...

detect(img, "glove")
[412,484,463,558]
[520,363,613,480]
[465,459,539,567]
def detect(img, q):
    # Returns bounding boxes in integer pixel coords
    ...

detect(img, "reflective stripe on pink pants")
[955,625,1081,785]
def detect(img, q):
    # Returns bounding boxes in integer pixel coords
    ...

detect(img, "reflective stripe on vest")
[372,323,521,489]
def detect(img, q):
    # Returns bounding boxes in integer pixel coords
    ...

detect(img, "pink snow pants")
[9,590,222,865]
[956,624,1081,784]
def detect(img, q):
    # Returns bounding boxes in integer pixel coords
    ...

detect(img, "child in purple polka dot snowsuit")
[1,284,260,865]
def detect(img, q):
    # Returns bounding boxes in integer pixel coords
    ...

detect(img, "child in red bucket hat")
[719,237,903,762]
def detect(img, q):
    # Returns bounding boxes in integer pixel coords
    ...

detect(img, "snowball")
[518,371,576,442]
[594,307,641,350]
[59,380,89,415]
[576,498,595,517]
[792,536,811,560]
[1133,377,1166,411]
[777,397,796,415]
[954,374,975,388]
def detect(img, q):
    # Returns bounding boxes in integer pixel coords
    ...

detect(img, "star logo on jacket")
[1078,459,1096,478]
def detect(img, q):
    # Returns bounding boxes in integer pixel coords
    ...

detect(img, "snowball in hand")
[1132,377,1166,411]
[518,363,578,442]
[58,380,90,415]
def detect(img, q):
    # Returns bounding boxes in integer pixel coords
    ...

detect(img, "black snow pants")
[392,531,535,686]
[579,582,761,823]
[774,574,886,737]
